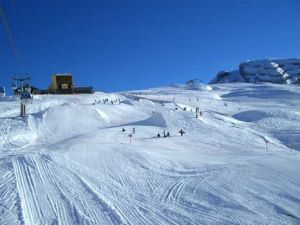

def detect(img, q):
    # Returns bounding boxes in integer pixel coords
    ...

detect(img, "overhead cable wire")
[0,3,25,75]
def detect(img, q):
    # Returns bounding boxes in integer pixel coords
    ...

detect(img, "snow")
[0,83,300,225]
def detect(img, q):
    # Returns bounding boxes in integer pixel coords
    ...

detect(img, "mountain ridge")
[210,58,300,84]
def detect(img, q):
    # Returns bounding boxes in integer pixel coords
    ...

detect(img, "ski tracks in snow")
[11,152,123,225]
[8,151,202,225]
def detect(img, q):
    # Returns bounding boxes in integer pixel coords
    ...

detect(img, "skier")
[128,134,132,144]
[264,138,269,152]
[183,107,186,111]
[195,107,199,118]
[157,133,161,138]
[132,127,136,134]
[166,132,170,137]
[179,129,185,136]
[122,128,126,132]
[199,111,202,117]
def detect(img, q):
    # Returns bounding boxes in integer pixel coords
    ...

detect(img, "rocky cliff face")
[210,58,300,84]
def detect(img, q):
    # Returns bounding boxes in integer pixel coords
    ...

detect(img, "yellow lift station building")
[49,74,74,94]
[48,74,93,94]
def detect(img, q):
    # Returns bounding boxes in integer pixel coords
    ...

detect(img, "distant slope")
[210,58,300,84]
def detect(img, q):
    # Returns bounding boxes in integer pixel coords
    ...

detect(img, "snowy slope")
[0,83,300,225]
[210,58,300,84]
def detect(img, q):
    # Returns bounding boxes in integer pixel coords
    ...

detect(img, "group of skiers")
[92,98,121,105]
[121,127,186,139]
[157,129,186,138]
[157,130,170,138]
[116,96,209,141]
[122,127,135,134]
[174,106,203,118]
[195,107,203,118]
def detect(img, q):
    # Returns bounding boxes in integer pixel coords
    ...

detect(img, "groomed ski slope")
[0,83,300,225]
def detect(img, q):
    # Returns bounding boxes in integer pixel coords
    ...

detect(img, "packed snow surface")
[0,83,300,225]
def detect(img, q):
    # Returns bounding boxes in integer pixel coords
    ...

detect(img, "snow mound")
[118,112,167,128]
[206,85,213,91]
[29,103,107,142]
[221,87,300,100]
[171,80,215,91]
[137,113,167,127]
[121,99,134,105]
[232,110,268,122]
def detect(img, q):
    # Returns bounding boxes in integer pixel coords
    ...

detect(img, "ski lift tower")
[12,75,32,117]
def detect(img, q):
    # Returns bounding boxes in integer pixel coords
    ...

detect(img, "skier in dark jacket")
[179,129,185,136]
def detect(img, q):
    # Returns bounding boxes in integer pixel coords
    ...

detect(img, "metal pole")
[21,79,24,116]
[20,103,26,117]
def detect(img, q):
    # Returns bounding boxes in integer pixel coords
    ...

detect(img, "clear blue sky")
[0,0,300,93]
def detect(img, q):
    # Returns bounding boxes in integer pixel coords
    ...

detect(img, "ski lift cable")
[0,3,25,75]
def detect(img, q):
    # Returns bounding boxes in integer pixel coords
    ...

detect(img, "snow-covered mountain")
[210,58,300,84]
[0,83,300,225]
